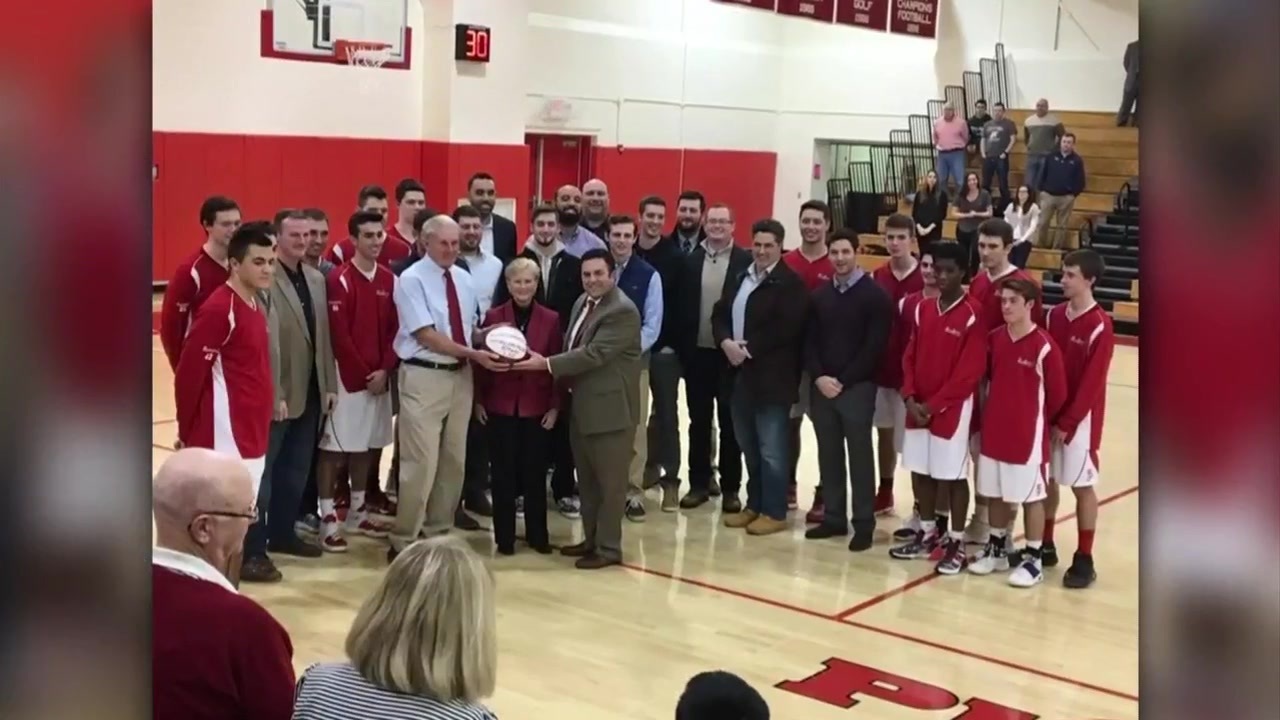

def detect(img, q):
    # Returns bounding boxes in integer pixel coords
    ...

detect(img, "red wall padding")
[153,132,773,282]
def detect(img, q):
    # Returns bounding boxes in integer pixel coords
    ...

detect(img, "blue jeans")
[1024,153,1048,192]
[730,378,791,521]
[245,381,321,558]
[982,155,1010,200]
[936,149,966,193]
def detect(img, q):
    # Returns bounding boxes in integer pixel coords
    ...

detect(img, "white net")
[344,44,392,69]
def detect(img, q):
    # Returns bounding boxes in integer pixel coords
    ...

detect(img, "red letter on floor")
[776,658,959,710]
[951,697,1041,719]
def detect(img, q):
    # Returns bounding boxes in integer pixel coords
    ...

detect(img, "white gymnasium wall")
[152,0,426,138]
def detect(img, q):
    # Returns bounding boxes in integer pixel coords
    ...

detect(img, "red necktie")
[443,269,467,346]
[571,299,597,349]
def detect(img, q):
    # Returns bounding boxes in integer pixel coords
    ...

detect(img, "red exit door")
[525,133,594,208]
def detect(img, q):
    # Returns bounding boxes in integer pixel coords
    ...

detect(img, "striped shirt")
[292,662,498,720]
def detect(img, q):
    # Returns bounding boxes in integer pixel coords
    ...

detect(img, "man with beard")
[582,178,611,239]
[553,184,606,258]
[492,205,585,518]
[669,190,708,254]
[466,172,517,262]
[301,208,335,276]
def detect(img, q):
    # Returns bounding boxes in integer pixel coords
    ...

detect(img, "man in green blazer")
[514,248,641,568]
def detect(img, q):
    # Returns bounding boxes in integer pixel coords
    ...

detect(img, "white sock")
[352,491,367,513]
[1026,539,1042,550]
[948,530,963,541]
[990,527,1008,539]
[319,498,336,521]
[921,520,937,534]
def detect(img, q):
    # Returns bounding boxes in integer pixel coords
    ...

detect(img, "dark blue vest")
[616,256,655,318]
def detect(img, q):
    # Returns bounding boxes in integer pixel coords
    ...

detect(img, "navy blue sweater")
[1037,151,1087,196]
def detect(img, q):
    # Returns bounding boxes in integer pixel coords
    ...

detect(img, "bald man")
[553,184,606,258]
[582,178,611,239]
[152,449,295,720]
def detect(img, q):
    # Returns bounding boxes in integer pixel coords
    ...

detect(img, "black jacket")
[490,246,582,334]
[711,261,810,406]
[672,243,752,362]
[636,234,685,352]
[489,214,518,264]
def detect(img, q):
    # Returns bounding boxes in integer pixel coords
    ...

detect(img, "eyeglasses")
[193,507,259,523]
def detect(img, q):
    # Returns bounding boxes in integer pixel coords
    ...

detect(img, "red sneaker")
[320,514,348,553]
[335,485,351,510]
[805,489,825,525]
[873,488,895,516]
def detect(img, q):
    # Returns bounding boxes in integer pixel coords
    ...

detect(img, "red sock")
[1043,517,1056,543]
[1078,529,1095,555]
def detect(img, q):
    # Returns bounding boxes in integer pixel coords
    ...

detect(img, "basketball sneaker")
[1040,541,1060,567]
[1062,552,1097,589]
[934,537,968,575]
[805,489,825,524]
[294,513,320,536]
[893,505,922,540]
[1007,556,1045,588]
[888,528,940,560]
[320,515,348,553]
[558,496,581,519]
[873,488,894,516]
[967,540,1010,575]
[345,507,390,539]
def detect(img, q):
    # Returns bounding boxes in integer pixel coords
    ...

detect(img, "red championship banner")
[777,0,836,22]
[888,0,939,38]
[711,0,778,10]
[835,0,889,30]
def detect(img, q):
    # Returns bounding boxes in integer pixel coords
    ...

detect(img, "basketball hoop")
[336,40,393,70]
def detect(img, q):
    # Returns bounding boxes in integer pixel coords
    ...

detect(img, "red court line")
[152,443,175,453]
[832,484,1140,619]
[153,418,175,425]
[620,563,835,622]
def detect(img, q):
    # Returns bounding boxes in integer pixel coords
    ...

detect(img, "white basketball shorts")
[976,454,1049,504]
[1050,414,1099,488]
[320,373,394,453]
[901,396,973,481]
[873,387,907,452]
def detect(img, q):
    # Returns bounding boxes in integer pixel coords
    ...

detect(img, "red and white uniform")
[1045,301,1114,488]
[783,249,834,418]
[872,261,925,436]
[174,284,272,491]
[325,225,414,268]
[976,326,1067,504]
[968,264,1043,333]
[321,262,400,452]
[900,295,987,480]
[159,247,230,371]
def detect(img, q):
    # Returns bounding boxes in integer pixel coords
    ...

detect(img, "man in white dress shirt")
[389,215,509,561]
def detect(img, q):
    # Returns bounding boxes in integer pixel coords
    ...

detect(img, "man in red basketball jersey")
[174,221,276,494]
[890,242,985,574]
[783,200,835,518]
[313,211,400,552]
[871,213,926,515]
[891,247,940,542]
[969,278,1066,589]
[1043,249,1114,588]
[383,178,426,264]
[160,196,241,370]
[325,184,397,267]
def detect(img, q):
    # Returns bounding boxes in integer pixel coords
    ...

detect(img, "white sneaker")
[893,509,922,540]
[1008,557,1045,588]
[320,515,348,553]
[965,517,989,545]
[967,541,1010,575]
[558,496,581,519]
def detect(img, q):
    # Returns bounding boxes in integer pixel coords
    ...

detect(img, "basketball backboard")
[260,0,411,69]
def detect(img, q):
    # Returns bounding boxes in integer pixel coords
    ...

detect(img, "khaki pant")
[391,364,473,550]
[1037,193,1076,250]
[627,368,651,497]
[572,426,634,561]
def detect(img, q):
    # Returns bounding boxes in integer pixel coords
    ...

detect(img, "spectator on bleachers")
[966,98,991,158]
[911,170,948,255]
[951,172,993,279]
[676,671,770,720]
[1036,133,1087,250]
[291,536,498,720]
[1118,39,1139,127]
[1022,99,1065,193]
[932,102,969,193]
[1004,185,1040,269]
[981,102,1018,207]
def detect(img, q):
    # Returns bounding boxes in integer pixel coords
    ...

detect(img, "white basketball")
[484,325,529,360]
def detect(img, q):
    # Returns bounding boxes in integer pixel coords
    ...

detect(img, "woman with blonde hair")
[291,536,499,719]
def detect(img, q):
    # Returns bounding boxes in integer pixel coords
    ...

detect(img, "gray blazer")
[548,287,642,436]
[265,262,337,420]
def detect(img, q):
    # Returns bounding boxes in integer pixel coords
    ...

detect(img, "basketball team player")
[172,222,277,583]
[964,218,1041,544]
[891,247,940,542]
[1043,249,1115,588]
[159,196,241,370]
[969,278,1067,588]
[313,211,401,552]
[890,242,986,575]
[870,214,925,516]
[384,178,427,265]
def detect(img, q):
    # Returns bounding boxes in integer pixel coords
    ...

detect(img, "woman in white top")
[292,536,499,720]
[1003,185,1040,269]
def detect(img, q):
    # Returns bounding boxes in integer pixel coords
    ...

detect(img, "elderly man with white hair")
[152,448,295,720]
[390,214,511,562]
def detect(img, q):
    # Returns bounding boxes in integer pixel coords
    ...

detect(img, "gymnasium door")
[525,133,594,207]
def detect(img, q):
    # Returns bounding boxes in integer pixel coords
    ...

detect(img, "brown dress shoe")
[724,509,759,528]
[575,554,620,570]
[746,515,790,536]
[560,541,592,557]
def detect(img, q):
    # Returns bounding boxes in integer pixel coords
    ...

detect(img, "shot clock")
[454,23,491,63]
